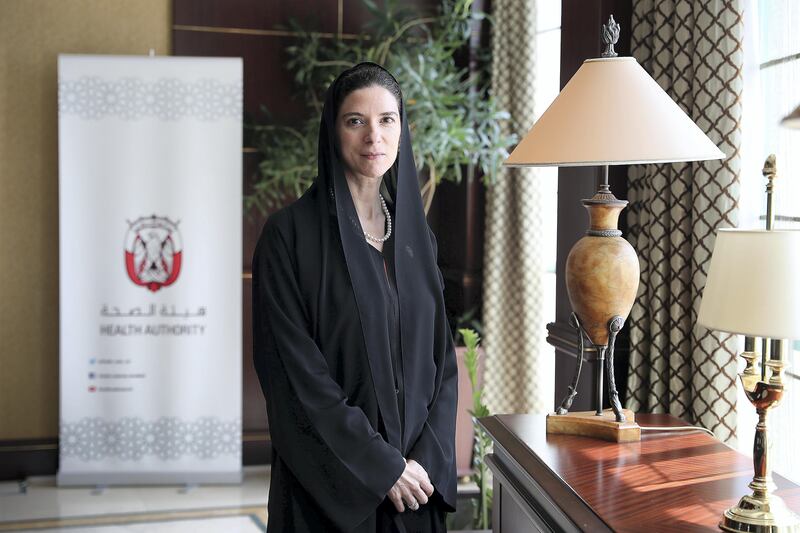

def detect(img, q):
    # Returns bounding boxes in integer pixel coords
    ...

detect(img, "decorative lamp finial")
[763,154,777,230]
[601,15,620,58]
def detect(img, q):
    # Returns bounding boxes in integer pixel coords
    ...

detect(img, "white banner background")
[57,55,242,485]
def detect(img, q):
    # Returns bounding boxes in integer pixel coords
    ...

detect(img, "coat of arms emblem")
[124,215,182,292]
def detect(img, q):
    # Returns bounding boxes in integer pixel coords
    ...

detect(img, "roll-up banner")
[57,55,243,485]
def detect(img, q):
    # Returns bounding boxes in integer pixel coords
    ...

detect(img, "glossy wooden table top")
[479,413,800,532]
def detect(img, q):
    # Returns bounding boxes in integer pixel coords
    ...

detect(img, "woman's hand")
[387,459,435,512]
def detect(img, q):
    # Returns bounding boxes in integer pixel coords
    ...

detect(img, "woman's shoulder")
[254,187,321,260]
[259,187,319,236]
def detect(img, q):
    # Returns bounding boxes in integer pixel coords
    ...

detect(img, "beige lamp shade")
[697,229,800,339]
[505,57,725,167]
[781,103,800,129]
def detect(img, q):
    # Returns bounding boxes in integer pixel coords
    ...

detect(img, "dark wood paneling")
[242,277,268,431]
[551,0,632,411]
[0,434,270,481]
[243,151,269,270]
[0,439,58,482]
[341,0,436,35]
[242,433,272,466]
[480,413,800,532]
[173,30,308,122]
[174,0,338,34]
[426,0,490,328]
[429,175,486,325]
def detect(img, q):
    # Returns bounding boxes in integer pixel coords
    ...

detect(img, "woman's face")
[336,85,401,182]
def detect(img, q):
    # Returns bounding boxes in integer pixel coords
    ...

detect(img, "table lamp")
[697,227,800,530]
[780,103,800,128]
[696,110,800,530]
[504,15,725,441]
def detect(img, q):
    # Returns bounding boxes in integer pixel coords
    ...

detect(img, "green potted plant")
[245,0,516,217]
[451,307,483,481]
[447,327,492,531]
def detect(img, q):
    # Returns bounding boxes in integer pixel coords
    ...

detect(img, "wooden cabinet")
[478,413,800,532]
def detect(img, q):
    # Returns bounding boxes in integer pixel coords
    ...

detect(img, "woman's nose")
[364,122,382,144]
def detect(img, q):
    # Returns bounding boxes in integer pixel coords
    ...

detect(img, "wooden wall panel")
[340,0,435,35]
[172,30,307,122]
[175,1,338,33]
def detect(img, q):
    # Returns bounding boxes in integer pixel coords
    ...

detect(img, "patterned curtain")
[625,0,744,443]
[482,0,548,415]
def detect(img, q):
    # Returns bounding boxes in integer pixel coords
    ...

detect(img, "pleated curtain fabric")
[482,0,549,415]
[625,0,744,443]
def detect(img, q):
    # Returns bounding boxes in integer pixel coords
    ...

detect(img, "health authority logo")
[124,215,182,292]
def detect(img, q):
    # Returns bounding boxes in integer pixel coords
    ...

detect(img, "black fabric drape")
[252,63,458,532]
[368,231,405,439]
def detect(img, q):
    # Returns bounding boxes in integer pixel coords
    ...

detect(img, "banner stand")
[57,54,243,486]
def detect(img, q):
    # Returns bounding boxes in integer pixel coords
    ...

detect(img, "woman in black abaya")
[251,63,458,532]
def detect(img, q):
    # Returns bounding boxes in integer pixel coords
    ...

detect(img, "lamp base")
[721,355,800,532]
[546,408,640,442]
[720,492,800,532]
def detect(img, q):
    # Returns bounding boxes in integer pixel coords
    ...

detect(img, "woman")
[252,62,458,532]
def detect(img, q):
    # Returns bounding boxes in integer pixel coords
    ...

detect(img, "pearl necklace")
[363,194,392,243]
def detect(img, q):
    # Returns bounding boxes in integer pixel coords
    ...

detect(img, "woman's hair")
[333,63,403,118]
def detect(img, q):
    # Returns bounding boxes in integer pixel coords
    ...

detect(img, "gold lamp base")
[720,491,800,532]
[721,353,800,532]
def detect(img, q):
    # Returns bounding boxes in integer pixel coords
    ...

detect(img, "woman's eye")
[381,117,395,124]
[348,118,364,126]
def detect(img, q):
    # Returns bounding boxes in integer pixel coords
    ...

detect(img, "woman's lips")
[362,153,385,160]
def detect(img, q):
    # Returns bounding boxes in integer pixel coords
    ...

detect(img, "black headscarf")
[252,62,457,532]
[317,60,455,449]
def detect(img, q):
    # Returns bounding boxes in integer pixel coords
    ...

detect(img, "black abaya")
[370,232,405,440]
[369,231,446,533]
[252,63,457,533]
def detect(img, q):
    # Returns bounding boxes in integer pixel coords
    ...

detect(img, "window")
[737,0,800,482]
